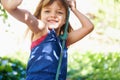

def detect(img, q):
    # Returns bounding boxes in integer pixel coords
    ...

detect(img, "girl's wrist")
[71,7,77,13]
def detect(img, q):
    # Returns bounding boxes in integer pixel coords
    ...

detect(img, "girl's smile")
[47,18,58,24]
[41,1,66,29]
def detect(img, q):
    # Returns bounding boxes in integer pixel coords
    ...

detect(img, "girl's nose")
[50,12,56,18]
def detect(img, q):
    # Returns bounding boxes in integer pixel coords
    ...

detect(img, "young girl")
[1,0,94,80]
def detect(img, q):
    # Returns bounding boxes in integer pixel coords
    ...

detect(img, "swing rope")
[55,8,70,80]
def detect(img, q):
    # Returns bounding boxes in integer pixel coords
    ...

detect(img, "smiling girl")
[1,0,94,80]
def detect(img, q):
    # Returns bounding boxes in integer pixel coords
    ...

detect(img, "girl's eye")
[44,10,50,13]
[57,11,64,15]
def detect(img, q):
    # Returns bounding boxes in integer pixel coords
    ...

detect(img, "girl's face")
[41,1,66,29]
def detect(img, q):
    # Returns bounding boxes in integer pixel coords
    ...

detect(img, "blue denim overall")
[26,29,68,80]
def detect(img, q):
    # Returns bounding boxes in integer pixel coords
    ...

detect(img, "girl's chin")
[48,24,59,29]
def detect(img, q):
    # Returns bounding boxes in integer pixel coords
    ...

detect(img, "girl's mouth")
[48,20,58,24]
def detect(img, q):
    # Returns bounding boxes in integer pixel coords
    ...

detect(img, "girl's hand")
[1,0,23,10]
[67,0,76,11]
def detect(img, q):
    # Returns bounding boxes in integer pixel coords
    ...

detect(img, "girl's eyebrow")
[43,7,50,9]
[43,5,63,10]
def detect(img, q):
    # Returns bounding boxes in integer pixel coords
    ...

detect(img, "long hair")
[25,0,73,40]
[34,0,73,35]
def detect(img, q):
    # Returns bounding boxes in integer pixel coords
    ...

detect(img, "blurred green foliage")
[0,57,26,80]
[1,52,120,80]
[93,0,120,30]
[0,3,8,23]
[67,52,120,80]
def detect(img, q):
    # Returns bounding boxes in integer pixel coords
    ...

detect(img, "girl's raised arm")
[1,0,45,34]
[67,0,94,46]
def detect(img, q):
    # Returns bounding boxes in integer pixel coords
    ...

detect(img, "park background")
[0,0,120,80]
